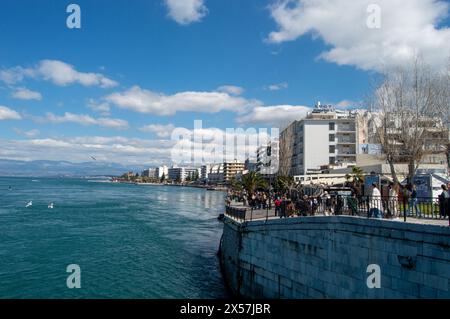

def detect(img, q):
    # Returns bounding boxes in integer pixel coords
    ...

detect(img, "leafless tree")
[368,57,449,184]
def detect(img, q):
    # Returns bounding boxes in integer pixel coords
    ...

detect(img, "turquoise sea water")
[0,177,228,298]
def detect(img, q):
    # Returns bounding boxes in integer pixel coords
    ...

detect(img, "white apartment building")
[142,168,157,178]
[279,102,358,176]
[201,165,211,181]
[223,161,245,182]
[257,142,279,176]
[142,166,168,179]
[155,165,169,180]
[168,167,200,182]
[168,167,185,182]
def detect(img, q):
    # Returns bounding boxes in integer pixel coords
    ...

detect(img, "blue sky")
[0,0,449,165]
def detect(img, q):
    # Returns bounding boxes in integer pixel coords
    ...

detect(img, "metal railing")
[224,196,450,224]
[225,205,247,222]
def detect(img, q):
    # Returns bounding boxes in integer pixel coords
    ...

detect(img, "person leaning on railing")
[347,191,358,216]
[387,183,400,219]
[274,197,282,217]
[407,184,423,218]
[369,183,383,219]
[439,184,450,219]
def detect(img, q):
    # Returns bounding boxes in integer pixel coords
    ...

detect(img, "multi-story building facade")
[257,142,279,176]
[185,168,201,181]
[279,102,358,176]
[155,166,168,180]
[142,166,168,180]
[244,159,257,173]
[168,167,200,182]
[142,168,157,178]
[168,167,185,182]
[208,164,224,183]
[201,165,211,181]
[223,161,245,182]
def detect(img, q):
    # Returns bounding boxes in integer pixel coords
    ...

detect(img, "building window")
[329,122,335,130]
[329,145,335,153]
[329,157,336,165]
[329,134,335,142]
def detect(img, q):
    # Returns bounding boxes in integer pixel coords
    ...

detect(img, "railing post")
[367,197,370,219]
[266,205,269,222]
[403,196,407,222]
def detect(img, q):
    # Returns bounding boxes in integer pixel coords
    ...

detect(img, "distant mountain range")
[0,159,147,177]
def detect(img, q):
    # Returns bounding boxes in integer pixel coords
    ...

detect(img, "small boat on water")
[48,203,54,209]
[26,201,32,208]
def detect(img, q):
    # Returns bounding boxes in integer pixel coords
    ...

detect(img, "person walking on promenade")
[262,193,267,209]
[369,183,383,219]
[323,191,332,216]
[408,184,422,218]
[274,197,282,217]
[387,183,399,219]
[347,191,358,216]
[438,184,449,219]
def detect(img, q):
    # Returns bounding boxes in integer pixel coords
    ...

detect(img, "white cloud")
[0,136,174,165]
[35,112,129,130]
[0,125,277,166]
[87,99,111,116]
[0,60,118,88]
[0,67,34,85]
[165,0,208,25]
[37,60,118,88]
[170,124,278,164]
[11,87,42,101]
[0,106,22,120]
[265,82,288,91]
[268,0,450,71]
[217,85,244,96]
[238,104,311,127]
[335,99,360,110]
[139,123,176,138]
[13,128,40,138]
[105,86,257,115]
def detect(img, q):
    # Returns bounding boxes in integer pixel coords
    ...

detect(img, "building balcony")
[336,140,356,144]
[336,153,357,157]
[336,130,356,135]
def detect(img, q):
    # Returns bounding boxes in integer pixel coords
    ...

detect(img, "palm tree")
[240,172,268,200]
[230,177,243,192]
[345,166,365,194]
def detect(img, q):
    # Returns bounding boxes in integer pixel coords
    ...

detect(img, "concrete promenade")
[226,201,450,227]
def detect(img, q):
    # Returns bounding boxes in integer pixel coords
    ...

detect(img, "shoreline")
[110,179,228,192]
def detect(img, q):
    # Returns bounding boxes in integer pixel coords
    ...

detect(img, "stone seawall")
[219,216,450,298]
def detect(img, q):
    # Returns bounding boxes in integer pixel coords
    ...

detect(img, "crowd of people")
[368,183,450,219]
[227,182,450,220]
[227,188,360,218]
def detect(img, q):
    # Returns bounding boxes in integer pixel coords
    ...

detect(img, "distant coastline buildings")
[142,165,168,180]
